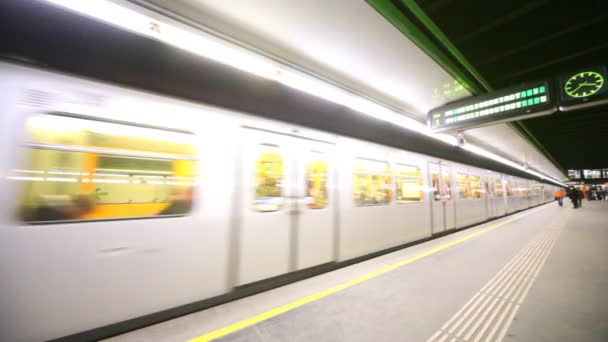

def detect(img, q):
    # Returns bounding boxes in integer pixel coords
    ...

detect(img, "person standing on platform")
[568,186,578,208]
[577,187,584,208]
[554,188,565,207]
[582,184,589,201]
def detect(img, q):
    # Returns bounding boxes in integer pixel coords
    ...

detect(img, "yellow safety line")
[189,205,549,342]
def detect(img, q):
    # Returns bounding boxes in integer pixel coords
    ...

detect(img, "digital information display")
[428,81,556,133]
[559,65,608,111]
[568,169,581,179]
[568,169,608,180]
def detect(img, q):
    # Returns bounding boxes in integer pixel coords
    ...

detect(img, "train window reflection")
[431,170,452,201]
[305,152,328,209]
[457,174,470,199]
[518,183,529,198]
[505,181,513,196]
[431,171,440,201]
[494,178,504,197]
[442,173,452,200]
[254,144,284,212]
[470,176,482,198]
[395,164,423,203]
[457,174,483,199]
[485,179,493,198]
[15,113,197,223]
[353,158,392,206]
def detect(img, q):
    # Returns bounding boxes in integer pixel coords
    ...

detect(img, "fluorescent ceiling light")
[43,0,281,80]
[41,0,562,185]
[461,145,523,171]
[462,145,565,187]
[41,0,448,138]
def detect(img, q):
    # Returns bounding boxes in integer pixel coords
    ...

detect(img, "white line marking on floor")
[484,302,513,342]
[473,299,506,342]
[426,224,562,342]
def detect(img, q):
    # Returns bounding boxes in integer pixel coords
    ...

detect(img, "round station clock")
[564,71,604,98]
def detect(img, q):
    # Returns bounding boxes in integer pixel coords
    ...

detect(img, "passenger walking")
[577,187,584,208]
[554,188,565,207]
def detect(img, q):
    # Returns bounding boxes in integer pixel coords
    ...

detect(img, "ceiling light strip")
[462,145,565,186]
[40,0,563,186]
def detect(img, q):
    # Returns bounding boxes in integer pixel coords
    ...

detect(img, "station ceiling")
[4,0,606,180]
[411,0,608,170]
[131,0,567,180]
[0,0,546,182]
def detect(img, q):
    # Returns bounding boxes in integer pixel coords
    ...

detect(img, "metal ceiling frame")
[367,0,567,176]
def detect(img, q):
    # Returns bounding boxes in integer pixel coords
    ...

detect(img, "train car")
[0,61,556,341]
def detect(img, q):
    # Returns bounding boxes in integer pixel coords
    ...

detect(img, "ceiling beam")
[496,42,608,82]
[478,15,607,67]
[453,0,550,44]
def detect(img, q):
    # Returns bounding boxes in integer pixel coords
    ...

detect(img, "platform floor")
[106,201,608,342]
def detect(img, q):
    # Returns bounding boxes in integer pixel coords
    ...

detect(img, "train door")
[237,128,335,285]
[293,142,335,270]
[429,162,455,233]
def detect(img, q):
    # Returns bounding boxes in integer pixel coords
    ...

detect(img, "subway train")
[0,61,558,341]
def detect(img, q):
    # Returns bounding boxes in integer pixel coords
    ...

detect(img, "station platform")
[106,201,608,342]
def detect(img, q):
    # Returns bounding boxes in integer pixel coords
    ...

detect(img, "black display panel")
[428,81,556,133]
[559,65,608,111]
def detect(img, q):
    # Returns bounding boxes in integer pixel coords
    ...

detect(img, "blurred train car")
[0,61,557,341]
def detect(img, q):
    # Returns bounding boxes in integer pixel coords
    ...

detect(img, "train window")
[518,183,529,198]
[469,176,483,198]
[457,174,483,199]
[505,181,513,196]
[428,164,439,201]
[395,164,423,203]
[353,158,392,206]
[485,179,493,198]
[431,171,441,201]
[305,151,328,209]
[442,172,452,200]
[254,144,284,212]
[431,170,452,201]
[14,113,197,223]
[494,178,504,197]
[457,174,471,199]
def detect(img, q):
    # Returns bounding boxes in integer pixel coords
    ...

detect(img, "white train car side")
[0,62,558,341]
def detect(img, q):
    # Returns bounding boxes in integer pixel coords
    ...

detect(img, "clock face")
[564,71,604,98]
